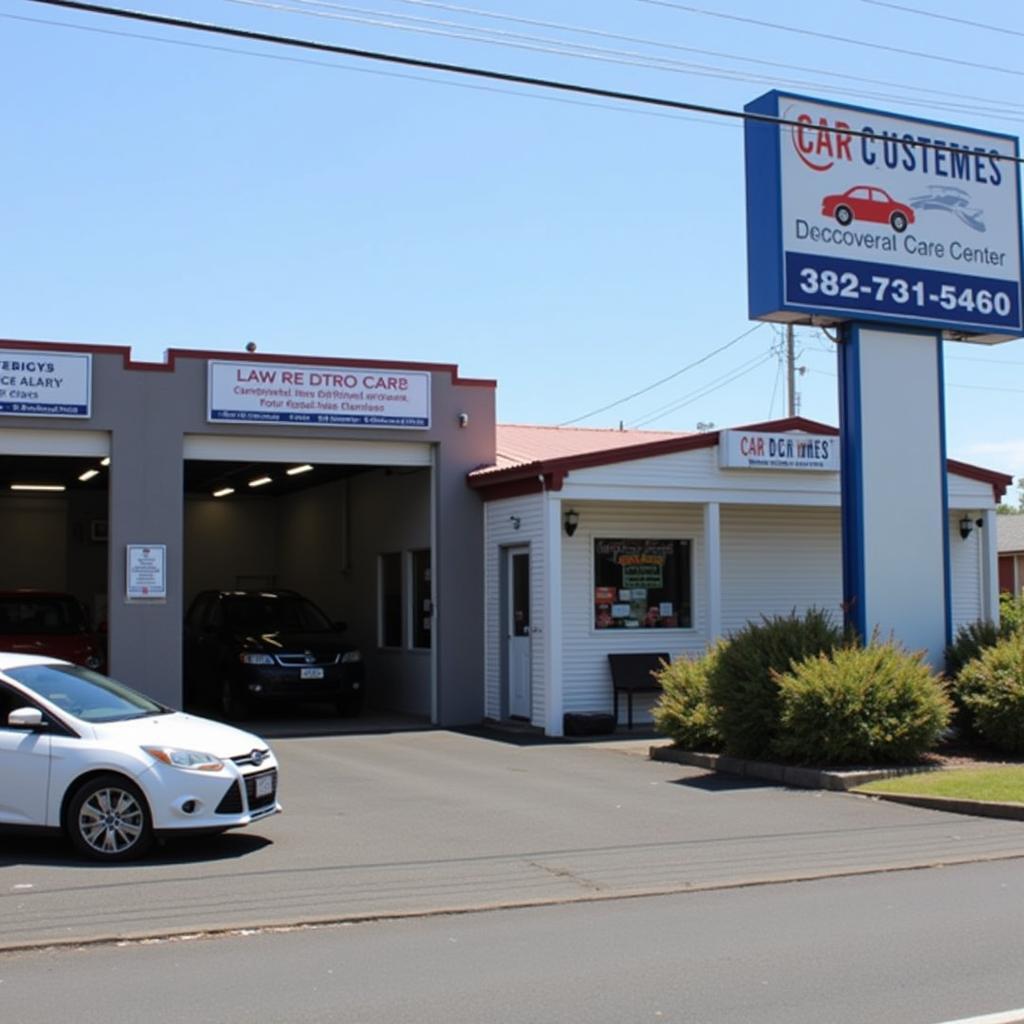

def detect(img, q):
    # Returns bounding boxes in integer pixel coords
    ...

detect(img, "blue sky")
[4,0,1024,499]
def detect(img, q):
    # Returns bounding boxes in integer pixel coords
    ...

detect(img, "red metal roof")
[469,417,1012,503]
[484,423,687,474]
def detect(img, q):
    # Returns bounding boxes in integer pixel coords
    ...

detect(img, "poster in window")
[593,539,691,630]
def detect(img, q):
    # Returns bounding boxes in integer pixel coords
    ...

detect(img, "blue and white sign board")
[0,350,91,417]
[208,361,431,429]
[745,91,1023,343]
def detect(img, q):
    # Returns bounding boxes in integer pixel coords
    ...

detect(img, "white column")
[981,508,999,624]
[703,501,722,642]
[543,494,564,737]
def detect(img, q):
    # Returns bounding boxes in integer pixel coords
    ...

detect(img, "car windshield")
[5,663,167,723]
[0,596,87,635]
[222,594,334,633]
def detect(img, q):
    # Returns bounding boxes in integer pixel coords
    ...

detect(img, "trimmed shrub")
[1000,592,1024,636]
[772,642,951,765]
[945,596,1024,736]
[706,609,844,759]
[945,619,1002,680]
[652,645,723,751]
[954,633,1024,754]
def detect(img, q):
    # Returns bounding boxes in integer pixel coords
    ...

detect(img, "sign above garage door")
[0,350,91,418]
[208,361,431,429]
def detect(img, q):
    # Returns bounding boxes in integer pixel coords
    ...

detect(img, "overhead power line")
[24,1,1024,166]
[558,323,766,427]
[258,0,1024,118]
[635,0,1024,80]
[860,0,1024,38]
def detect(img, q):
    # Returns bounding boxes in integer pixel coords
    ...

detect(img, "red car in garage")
[821,185,915,232]
[0,591,105,671]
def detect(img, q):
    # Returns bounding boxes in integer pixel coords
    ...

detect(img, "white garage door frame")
[0,428,110,457]
[183,434,432,466]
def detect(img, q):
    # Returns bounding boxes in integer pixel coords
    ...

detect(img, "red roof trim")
[470,416,1009,503]
[0,338,496,389]
[946,459,1013,502]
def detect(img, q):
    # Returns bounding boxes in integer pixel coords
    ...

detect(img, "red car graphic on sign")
[821,186,915,233]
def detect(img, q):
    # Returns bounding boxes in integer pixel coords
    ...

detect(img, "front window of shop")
[593,538,691,629]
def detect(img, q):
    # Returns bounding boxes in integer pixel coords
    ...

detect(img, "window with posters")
[593,539,691,630]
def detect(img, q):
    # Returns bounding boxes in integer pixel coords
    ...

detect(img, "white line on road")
[933,1011,1024,1024]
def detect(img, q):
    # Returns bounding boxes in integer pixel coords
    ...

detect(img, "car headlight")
[143,746,224,772]
[239,653,275,665]
[341,650,362,664]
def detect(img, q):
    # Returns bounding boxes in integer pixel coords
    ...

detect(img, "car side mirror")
[8,707,46,730]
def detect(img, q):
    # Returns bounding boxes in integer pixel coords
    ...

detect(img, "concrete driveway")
[3,728,1024,950]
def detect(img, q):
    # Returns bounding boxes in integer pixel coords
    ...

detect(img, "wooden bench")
[608,652,668,730]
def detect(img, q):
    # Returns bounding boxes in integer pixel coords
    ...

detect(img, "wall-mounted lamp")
[458,412,469,428]
[564,508,579,537]
[509,515,521,531]
[959,515,984,540]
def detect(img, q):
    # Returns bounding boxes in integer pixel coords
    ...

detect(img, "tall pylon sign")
[744,91,1023,663]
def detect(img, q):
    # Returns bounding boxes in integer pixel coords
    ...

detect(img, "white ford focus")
[0,653,281,861]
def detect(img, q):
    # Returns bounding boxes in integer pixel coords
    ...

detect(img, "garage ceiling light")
[11,484,66,492]
[213,487,235,498]
[248,476,272,488]
[100,457,111,467]
[286,464,313,476]
[78,469,100,482]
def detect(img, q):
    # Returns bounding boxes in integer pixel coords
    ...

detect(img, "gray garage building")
[0,339,495,726]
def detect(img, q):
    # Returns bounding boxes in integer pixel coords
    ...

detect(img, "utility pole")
[786,323,797,417]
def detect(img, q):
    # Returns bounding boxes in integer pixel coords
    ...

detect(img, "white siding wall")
[950,511,984,631]
[720,505,843,636]
[560,502,707,725]
[483,494,545,725]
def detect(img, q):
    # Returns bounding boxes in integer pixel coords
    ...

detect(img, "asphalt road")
[2,858,1024,1024]
[3,728,1024,950]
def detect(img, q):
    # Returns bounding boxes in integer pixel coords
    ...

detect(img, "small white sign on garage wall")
[126,544,167,601]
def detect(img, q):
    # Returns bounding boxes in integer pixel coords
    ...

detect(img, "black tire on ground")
[66,773,154,862]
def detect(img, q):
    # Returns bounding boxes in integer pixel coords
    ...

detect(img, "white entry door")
[506,547,531,719]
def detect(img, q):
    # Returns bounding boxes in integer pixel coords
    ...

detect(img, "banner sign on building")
[745,91,1023,343]
[719,430,839,471]
[0,350,91,418]
[208,361,431,429]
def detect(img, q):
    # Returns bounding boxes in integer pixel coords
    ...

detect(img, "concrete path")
[3,729,1024,950]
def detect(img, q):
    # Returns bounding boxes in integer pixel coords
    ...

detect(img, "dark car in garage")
[183,589,365,719]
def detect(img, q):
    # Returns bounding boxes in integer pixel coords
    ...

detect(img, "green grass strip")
[857,766,1024,804]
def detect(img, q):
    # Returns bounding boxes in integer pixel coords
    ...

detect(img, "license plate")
[255,774,274,799]
[300,667,324,679]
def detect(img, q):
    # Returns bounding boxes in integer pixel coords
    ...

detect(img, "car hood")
[88,711,271,759]
[235,630,353,653]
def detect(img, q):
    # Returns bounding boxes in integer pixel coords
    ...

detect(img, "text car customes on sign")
[745,91,1023,342]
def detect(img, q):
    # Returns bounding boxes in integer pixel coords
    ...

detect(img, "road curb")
[649,745,1024,821]
[649,745,937,791]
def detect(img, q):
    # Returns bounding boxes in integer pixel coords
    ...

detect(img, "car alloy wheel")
[835,205,853,226]
[890,211,908,232]
[67,774,153,862]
